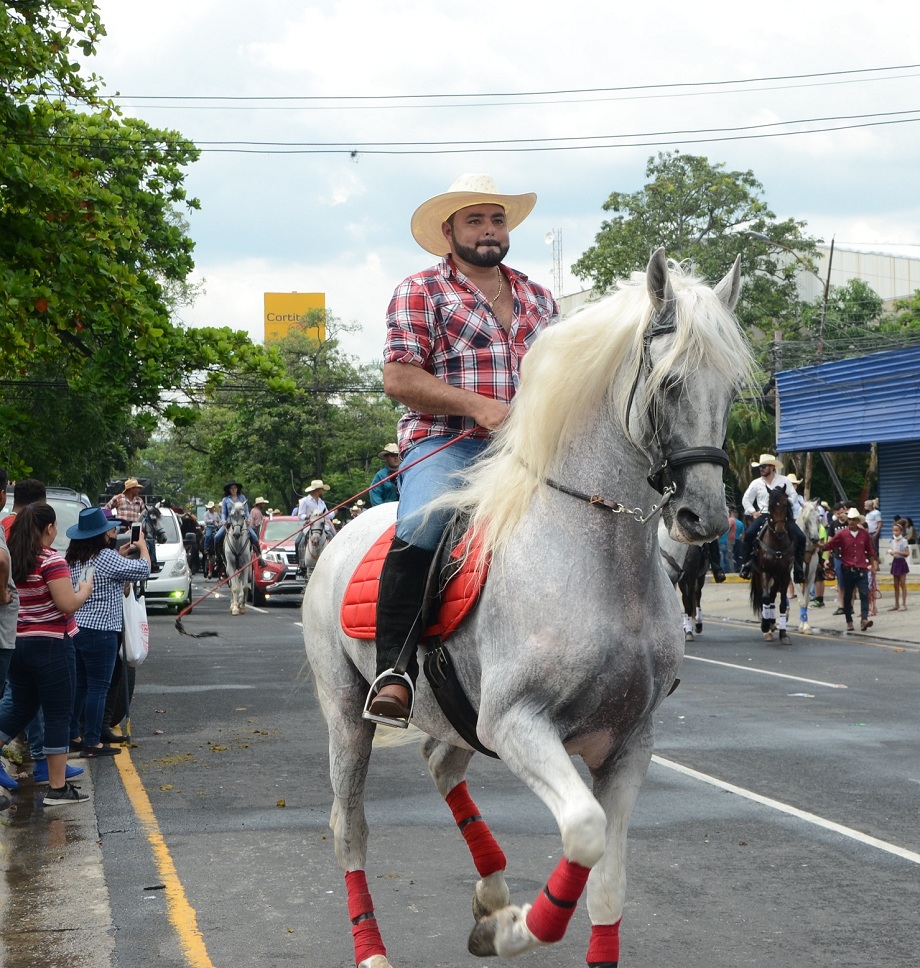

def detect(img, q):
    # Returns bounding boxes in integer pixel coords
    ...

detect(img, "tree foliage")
[572,152,820,336]
[138,314,401,513]
[0,1,291,484]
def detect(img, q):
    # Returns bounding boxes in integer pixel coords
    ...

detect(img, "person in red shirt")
[366,174,558,725]
[820,507,879,632]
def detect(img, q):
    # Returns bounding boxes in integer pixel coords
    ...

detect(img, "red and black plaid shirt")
[384,256,558,451]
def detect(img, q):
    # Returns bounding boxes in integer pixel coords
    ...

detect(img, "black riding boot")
[215,535,226,577]
[707,538,726,583]
[366,538,436,722]
[738,532,755,579]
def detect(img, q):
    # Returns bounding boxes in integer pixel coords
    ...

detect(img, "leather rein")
[544,297,729,523]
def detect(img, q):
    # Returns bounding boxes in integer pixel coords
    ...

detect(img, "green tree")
[0,2,291,483]
[138,313,401,513]
[572,152,819,336]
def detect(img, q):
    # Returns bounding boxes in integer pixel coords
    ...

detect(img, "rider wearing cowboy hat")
[369,443,401,506]
[213,482,263,576]
[738,453,806,582]
[366,174,558,725]
[295,480,336,571]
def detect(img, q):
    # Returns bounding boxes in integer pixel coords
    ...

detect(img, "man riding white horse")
[295,480,336,574]
[738,453,806,583]
[365,173,559,725]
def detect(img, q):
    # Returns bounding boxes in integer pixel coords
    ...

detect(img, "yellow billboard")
[263,292,326,342]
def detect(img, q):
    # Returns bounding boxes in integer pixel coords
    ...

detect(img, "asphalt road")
[1,576,919,968]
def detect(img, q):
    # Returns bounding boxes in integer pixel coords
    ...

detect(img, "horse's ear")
[646,246,675,313]
[713,256,742,311]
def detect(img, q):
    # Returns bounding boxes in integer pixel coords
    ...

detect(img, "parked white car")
[144,506,192,612]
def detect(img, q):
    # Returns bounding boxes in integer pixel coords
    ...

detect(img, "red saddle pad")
[340,525,489,640]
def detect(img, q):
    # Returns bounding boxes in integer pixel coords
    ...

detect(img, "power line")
[106,62,920,103]
[4,108,918,155]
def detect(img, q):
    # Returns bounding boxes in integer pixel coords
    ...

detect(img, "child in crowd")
[886,521,910,611]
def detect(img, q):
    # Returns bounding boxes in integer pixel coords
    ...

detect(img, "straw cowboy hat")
[846,507,863,520]
[750,453,782,468]
[253,496,268,506]
[67,506,120,540]
[205,501,215,509]
[786,473,802,485]
[410,174,537,257]
[307,479,330,493]
[122,477,141,491]
[377,443,400,459]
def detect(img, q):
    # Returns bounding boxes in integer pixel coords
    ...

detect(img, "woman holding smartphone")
[65,506,150,757]
[0,504,93,804]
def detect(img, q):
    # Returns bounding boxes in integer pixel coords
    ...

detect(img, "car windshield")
[156,512,181,543]
[262,519,299,544]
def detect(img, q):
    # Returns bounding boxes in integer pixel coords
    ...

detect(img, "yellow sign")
[263,292,326,342]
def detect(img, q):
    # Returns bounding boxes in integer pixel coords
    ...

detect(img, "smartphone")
[131,523,142,544]
[79,564,95,583]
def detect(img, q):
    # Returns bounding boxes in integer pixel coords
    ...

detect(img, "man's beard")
[452,238,509,267]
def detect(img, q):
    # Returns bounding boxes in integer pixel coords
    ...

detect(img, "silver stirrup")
[362,670,415,729]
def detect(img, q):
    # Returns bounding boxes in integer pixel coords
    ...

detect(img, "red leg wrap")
[586,920,621,966]
[525,856,591,943]
[445,781,507,877]
[345,870,386,965]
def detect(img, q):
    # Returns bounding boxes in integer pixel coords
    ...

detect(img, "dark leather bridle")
[629,298,730,495]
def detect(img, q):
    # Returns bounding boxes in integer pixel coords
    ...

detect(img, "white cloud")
[82,0,920,363]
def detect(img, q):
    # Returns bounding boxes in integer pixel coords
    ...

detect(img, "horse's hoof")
[694,623,703,634]
[472,872,511,921]
[763,631,773,641]
[230,605,239,616]
[685,631,694,642]
[468,905,536,958]
[779,631,790,642]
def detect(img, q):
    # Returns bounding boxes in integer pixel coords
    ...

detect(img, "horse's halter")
[627,298,730,495]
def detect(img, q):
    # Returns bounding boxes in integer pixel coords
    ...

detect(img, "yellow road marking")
[116,752,216,968]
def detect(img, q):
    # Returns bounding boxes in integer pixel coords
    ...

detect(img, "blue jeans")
[71,627,119,747]
[395,435,491,550]
[0,666,48,759]
[0,635,76,755]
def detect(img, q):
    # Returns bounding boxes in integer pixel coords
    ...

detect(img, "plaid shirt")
[70,549,150,631]
[385,257,557,451]
[106,493,146,523]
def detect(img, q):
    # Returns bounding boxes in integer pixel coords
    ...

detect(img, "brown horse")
[749,486,795,642]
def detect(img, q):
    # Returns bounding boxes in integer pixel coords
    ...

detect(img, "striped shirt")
[69,549,150,631]
[16,549,77,639]
[385,257,557,452]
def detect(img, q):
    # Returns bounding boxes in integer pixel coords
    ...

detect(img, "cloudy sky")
[85,0,920,362]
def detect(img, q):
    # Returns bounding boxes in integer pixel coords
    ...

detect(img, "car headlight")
[168,558,189,578]
[265,551,286,564]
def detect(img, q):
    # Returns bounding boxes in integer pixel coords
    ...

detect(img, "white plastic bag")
[122,589,149,667]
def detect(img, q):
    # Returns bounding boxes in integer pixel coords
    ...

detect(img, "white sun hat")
[410,174,537,257]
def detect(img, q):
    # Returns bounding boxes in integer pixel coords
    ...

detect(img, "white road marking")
[684,654,847,689]
[653,755,920,865]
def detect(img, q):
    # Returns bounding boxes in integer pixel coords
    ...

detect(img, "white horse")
[297,511,332,583]
[795,499,822,633]
[224,502,252,616]
[302,249,752,968]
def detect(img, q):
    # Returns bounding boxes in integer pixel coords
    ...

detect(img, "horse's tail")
[749,560,761,615]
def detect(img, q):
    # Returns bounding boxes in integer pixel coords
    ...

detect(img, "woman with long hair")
[65,507,150,756]
[0,504,93,805]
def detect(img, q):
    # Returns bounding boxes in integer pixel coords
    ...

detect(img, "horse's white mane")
[438,263,755,562]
